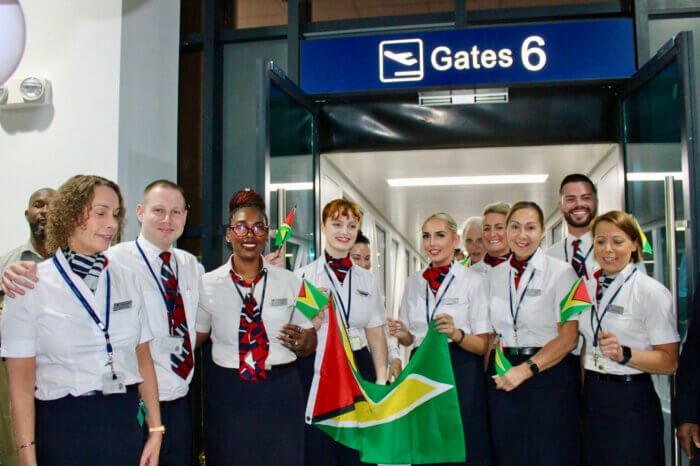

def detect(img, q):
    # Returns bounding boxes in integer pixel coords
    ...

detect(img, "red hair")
[322,199,362,224]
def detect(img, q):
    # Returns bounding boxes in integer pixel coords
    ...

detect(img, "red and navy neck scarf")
[230,258,269,382]
[422,264,451,296]
[483,252,511,268]
[160,251,193,379]
[325,251,353,284]
[509,255,530,289]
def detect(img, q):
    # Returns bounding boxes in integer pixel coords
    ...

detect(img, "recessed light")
[386,174,549,187]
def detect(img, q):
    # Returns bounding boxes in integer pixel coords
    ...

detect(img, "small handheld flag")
[559,277,593,323]
[632,216,653,255]
[275,207,296,247]
[459,257,471,267]
[296,279,329,320]
[494,335,512,377]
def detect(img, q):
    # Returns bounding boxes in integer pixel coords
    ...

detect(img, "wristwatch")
[620,346,632,365]
[525,358,539,375]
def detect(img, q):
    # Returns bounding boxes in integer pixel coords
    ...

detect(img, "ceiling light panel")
[387,174,549,187]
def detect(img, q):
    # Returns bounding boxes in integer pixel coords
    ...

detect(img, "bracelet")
[17,440,35,451]
[454,329,466,345]
[148,425,166,434]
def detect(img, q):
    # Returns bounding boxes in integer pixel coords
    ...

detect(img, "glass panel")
[268,81,316,270]
[467,0,609,10]
[623,60,686,466]
[311,0,452,22]
[218,0,288,29]
[375,226,387,303]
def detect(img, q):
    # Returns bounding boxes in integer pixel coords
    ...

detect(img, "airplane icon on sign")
[383,50,418,66]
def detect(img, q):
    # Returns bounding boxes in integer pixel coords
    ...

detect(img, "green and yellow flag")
[295,279,329,320]
[306,299,465,464]
[633,216,653,255]
[274,207,296,247]
[494,335,512,377]
[559,277,593,323]
[459,257,471,267]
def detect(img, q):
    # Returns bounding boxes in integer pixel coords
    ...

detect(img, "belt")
[503,346,541,356]
[268,361,296,370]
[585,369,651,384]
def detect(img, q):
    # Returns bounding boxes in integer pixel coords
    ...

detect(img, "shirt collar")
[528,247,546,271]
[19,239,43,261]
[137,233,174,265]
[567,230,593,251]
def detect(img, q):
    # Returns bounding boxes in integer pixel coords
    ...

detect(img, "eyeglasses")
[229,224,269,238]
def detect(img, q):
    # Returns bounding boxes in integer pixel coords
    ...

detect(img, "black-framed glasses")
[229,224,269,238]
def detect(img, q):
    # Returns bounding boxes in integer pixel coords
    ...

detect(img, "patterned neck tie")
[422,265,451,296]
[63,247,108,293]
[231,264,269,382]
[571,239,589,279]
[594,269,616,305]
[159,252,193,380]
[483,253,510,268]
[325,252,353,285]
[509,255,529,290]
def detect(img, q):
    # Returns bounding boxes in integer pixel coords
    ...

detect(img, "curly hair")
[45,175,125,254]
[228,189,268,225]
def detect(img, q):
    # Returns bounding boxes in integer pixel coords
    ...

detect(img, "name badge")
[608,304,625,315]
[357,289,370,297]
[442,297,459,305]
[160,336,184,354]
[271,298,288,306]
[113,300,132,312]
[350,336,363,351]
[525,289,542,297]
[102,372,127,394]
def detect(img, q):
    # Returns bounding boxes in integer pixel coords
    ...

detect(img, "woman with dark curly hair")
[1,175,162,466]
[195,189,317,466]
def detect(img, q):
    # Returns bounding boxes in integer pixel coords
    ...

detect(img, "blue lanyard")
[508,269,536,329]
[53,255,114,373]
[424,275,456,325]
[591,268,637,347]
[324,265,352,325]
[231,270,268,315]
[135,239,179,333]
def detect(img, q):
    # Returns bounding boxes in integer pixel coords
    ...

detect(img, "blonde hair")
[483,201,511,217]
[423,212,458,235]
[591,211,643,263]
[462,216,482,242]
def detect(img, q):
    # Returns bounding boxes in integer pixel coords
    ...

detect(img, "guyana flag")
[633,216,653,255]
[459,257,471,267]
[559,277,593,323]
[295,279,329,320]
[274,207,296,247]
[494,335,512,377]
[306,297,465,464]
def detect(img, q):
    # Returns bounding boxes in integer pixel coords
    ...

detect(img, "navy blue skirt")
[204,361,305,466]
[143,394,191,466]
[582,371,664,466]
[35,385,142,466]
[487,353,581,466]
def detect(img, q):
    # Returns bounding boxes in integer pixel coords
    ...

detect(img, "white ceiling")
[324,144,617,250]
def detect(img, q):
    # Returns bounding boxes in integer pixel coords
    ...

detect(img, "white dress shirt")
[196,259,312,369]
[488,248,579,348]
[469,260,491,277]
[108,235,204,401]
[1,249,152,400]
[295,256,385,350]
[400,262,490,348]
[580,263,679,375]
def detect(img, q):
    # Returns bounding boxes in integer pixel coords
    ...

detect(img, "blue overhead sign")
[300,19,635,94]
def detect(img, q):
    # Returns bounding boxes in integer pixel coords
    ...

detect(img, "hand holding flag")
[275,206,296,247]
[494,335,512,377]
[559,277,592,323]
[296,279,330,321]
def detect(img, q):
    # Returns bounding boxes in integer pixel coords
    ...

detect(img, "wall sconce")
[0,77,52,109]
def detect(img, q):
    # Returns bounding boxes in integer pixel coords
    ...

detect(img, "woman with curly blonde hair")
[1,175,163,466]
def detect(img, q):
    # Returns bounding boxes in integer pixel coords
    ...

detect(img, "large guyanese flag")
[559,277,593,323]
[305,297,465,464]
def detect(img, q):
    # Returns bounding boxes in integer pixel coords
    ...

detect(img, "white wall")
[0,0,180,251]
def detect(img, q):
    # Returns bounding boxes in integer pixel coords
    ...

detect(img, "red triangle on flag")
[571,280,591,304]
[284,209,296,227]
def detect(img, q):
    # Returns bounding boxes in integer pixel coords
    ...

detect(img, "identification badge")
[357,289,370,297]
[113,300,132,312]
[525,289,542,297]
[443,297,459,305]
[271,298,288,306]
[608,304,625,315]
[350,336,362,351]
[160,336,184,354]
[102,372,127,394]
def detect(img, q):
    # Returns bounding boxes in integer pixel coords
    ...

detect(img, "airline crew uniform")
[400,261,492,466]
[1,248,153,465]
[108,235,204,466]
[295,253,385,466]
[487,248,581,466]
[196,259,312,466]
[579,263,679,466]
[470,253,510,277]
